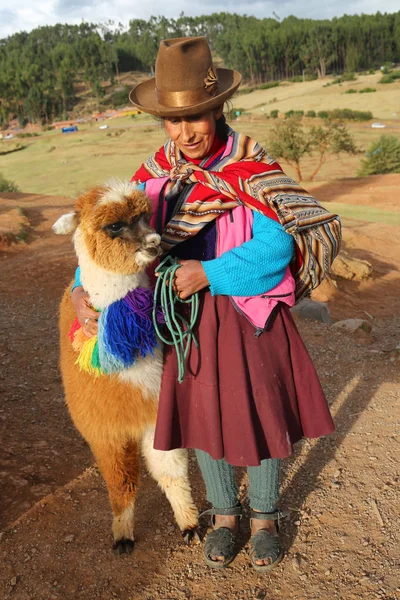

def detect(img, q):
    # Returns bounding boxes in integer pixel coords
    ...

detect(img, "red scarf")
[132,128,341,300]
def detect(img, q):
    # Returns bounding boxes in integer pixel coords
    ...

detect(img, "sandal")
[200,504,242,569]
[249,509,288,573]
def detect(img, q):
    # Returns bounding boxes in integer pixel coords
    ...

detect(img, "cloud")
[0,1,399,39]
[54,0,97,15]
[0,8,18,24]
[0,8,18,37]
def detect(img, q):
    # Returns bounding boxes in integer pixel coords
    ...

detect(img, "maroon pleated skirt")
[154,292,335,466]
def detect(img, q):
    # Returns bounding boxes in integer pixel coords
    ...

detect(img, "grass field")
[321,202,400,225]
[1,74,400,198]
[233,72,400,120]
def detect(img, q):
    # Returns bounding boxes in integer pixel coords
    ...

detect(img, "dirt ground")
[0,176,399,600]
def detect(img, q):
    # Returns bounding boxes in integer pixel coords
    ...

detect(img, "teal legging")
[195,449,280,513]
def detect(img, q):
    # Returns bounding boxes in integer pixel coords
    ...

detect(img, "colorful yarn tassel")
[72,328,88,352]
[68,317,81,342]
[68,287,163,377]
[76,335,101,376]
[98,312,125,374]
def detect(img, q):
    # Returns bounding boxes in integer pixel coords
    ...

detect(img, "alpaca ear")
[52,212,79,235]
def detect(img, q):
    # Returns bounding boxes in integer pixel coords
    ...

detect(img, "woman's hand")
[71,287,100,338]
[174,260,210,300]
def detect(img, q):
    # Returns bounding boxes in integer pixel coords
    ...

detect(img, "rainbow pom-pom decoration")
[69,287,164,376]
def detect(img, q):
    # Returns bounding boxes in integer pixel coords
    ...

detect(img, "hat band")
[156,84,218,108]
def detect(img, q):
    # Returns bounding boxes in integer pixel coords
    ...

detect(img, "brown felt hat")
[129,36,242,117]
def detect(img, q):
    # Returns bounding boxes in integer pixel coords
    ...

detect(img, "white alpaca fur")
[141,427,198,532]
[73,227,148,309]
[112,504,135,542]
[52,212,78,234]
[118,348,163,400]
[97,179,139,206]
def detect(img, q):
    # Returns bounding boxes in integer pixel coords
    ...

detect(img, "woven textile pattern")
[133,128,341,301]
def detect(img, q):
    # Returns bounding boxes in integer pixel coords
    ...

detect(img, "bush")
[287,74,317,82]
[332,72,357,85]
[379,71,400,84]
[328,108,373,121]
[270,110,279,118]
[16,132,39,138]
[342,72,357,81]
[285,110,295,117]
[344,88,357,94]
[358,135,400,176]
[294,110,304,117]
[359,87,376,93]
[101,86,130,108]
[379,75,394,83]
[306,110,316,118]
[236,87,255,95]
[317,111,329,119]
[17,114,27,127]
[0,173,20,192]
[288,75,303,83]
[259,81,280,90]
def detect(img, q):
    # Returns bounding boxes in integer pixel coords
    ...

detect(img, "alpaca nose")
[140,232,161,257]
[144,233,161,247]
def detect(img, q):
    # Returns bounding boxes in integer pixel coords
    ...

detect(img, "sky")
[0,0,399,39]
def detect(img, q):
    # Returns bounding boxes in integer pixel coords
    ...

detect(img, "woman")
[72,36,336,572]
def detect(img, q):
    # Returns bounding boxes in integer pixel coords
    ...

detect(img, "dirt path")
[0,183,399,600]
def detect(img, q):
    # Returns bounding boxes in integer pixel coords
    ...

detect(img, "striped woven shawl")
[133,128,341,301]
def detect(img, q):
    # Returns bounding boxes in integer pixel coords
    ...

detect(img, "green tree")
[308,120,358,180]
[268,116,312,181]
[358,136,400,176]
[268,116,357,181]
[0,173,20,192]
[1,11,400,127]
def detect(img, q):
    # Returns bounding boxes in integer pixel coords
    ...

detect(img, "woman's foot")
[249,509,283,572]
[201,506,242,569]
[209,515,240,563]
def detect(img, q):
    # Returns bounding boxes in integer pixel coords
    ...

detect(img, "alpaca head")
[53,181,161,274]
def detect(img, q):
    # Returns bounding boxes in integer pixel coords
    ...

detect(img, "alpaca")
[53,180,198,554]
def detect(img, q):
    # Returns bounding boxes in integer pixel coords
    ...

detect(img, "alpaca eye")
[107,222,125,233]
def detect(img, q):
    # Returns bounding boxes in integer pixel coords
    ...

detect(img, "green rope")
[152,255,200,383]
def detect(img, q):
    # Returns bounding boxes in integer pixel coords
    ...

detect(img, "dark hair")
[215,112,229,142]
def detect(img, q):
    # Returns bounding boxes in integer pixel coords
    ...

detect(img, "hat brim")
[129,68,242,117]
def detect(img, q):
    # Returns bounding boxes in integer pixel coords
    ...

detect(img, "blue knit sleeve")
[201,213,294,297]
[70,266,82,292]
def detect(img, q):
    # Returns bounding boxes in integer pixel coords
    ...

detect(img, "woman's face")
[164,108,222,160]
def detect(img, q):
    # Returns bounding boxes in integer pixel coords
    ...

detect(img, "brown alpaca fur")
[59,289,158,441]
[56,183,198,554]
[76,186,153,274]
[59,292,155,534]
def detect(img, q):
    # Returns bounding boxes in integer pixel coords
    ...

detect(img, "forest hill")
[0,11,399,127]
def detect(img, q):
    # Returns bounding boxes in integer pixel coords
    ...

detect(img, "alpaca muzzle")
[135,233,162,265]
